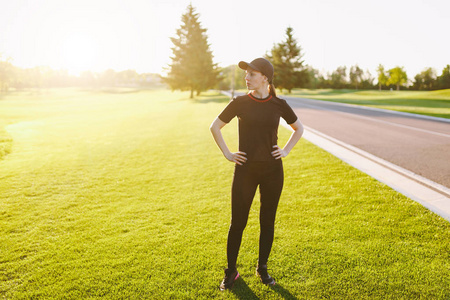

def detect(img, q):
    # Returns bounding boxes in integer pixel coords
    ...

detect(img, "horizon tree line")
[1,4,450,93]
[0,60,164,92]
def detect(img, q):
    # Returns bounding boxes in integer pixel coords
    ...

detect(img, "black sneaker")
[256,265,276,285]
[219,268,240,291]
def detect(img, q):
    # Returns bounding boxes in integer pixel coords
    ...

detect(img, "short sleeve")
[218,98,239,123]
[281,100,298,124]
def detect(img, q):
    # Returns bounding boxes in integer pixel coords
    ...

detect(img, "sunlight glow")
[1,0,449,76]
[61,34,98,76]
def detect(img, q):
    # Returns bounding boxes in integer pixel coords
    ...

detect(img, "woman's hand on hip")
[272,145,287,159]
[225,151,247,165]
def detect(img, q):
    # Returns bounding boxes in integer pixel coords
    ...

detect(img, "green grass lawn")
[1,89,449,299]
[278,88,450,119]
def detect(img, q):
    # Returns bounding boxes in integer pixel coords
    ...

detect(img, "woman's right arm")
[210,117,247,165]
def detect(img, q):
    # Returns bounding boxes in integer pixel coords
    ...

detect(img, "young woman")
[210,58,304,290]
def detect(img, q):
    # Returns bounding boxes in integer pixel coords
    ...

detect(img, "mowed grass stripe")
[0,89,449,299]
[282,88,450,119]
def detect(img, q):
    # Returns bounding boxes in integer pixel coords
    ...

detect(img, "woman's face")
[245,67,267,90]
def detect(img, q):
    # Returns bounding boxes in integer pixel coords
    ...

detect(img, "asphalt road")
[284,96,450,188]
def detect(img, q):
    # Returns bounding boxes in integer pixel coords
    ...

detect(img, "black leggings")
[227,160,284,270]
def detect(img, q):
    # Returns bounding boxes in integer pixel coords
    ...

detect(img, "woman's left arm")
[272,119,304,159]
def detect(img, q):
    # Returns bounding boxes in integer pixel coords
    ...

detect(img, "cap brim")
[238,61,261,73]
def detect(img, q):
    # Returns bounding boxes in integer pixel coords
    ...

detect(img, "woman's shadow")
[231,278,298,300]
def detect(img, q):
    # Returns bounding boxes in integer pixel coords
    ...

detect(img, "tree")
[99,69,117,86]
[163,4,219,98]
[349,65,363,90]
[437,64,450,89]
[316,72,329,89]
[266,27,305,93]
[329,66,348,89]
[303,66,320,89]
[360,69,375,90]
[387,66,407,90]
[412,68,436,90]
[0,54,14,93]
[116,70,139,87]
[376,64,388,90]
[216,65,245,92]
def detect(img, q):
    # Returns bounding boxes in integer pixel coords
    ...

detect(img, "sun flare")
[61,34,98,75]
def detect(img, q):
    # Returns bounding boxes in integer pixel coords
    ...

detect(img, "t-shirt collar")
[248,92,273,103]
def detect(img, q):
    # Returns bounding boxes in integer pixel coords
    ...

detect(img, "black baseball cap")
[238,58,274,84]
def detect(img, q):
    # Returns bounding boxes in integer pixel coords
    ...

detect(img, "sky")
[1,0,449,78]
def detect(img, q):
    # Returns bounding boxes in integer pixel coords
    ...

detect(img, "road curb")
[280,120,450,222]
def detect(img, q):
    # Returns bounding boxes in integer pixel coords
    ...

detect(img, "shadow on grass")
[231,278,298,300]
[270,284,299,300]
[231,278,259,299]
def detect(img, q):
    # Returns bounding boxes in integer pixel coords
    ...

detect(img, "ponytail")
[268,82,277,97]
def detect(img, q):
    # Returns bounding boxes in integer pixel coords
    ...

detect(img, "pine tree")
[163,5,219,98]
[266,27,304,93]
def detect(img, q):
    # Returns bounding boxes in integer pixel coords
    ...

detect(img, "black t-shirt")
[218,93,298,162]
